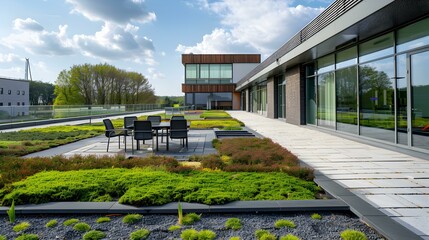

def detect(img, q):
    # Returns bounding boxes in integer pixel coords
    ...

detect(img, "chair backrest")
[124,116,137,129]
[147,115,161,125]
[171,115,185,120]
[133,120,153,140]
[103,119,114,137]
[170,119,188,138]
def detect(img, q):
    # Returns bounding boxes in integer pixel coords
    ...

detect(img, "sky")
[0,0,333,96]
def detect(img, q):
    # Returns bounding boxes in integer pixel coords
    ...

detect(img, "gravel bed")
[0,212,384,239]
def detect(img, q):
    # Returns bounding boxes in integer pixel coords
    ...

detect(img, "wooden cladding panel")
[182,84,237,93]
[182,54,260,64]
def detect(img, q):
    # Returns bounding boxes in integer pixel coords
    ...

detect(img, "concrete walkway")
[228,111,429,239]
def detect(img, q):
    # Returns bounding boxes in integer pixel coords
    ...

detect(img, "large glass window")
[220,64,232,78]
[336,47,357,69]
[200,64,209,79]
[397,17,429,53]
[396,54,408,145]
[359,33,394,63]
[410,50,429,150]
[306,76,316,125]
[317,55,335,74]
[209,64,221,79]
[359,57,395,142]
[276,76,286,119]
[317,72,335,128]
[186,64,198,79]
[336,66,357,134]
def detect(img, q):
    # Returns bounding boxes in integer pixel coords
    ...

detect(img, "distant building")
[0,77,30,117]
[182,54,260,110]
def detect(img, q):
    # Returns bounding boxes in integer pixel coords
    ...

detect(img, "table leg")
[156,129,159,151]
[166,128,169,151]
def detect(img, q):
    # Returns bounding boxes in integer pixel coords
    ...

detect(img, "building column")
[266,77,275,118]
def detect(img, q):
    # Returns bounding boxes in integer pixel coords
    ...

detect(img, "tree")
[29,81,55,105]
[54,63,156,105]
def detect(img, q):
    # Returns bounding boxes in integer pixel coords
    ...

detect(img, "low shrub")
[73,222,91,232]
[96,217,111,223]
[200,155,224,170]
[181,229,199,240]
[225,218,242,230]
[15,234,39,240]
[13,222,31,232]
[274,219,296,229]
[63,218,79,226]
[168,225,181,231]
[122,214,143,224]
[311,213,322,220]
[280,234,301,240]
[229,237,240,240]
[45,219,58,228]
[0,235,5,240]
[83,230,106,240]
[340,229,367,240]
[130,228,150,240]
[182,213,201,225]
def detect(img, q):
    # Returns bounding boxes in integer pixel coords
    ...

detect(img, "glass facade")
[304,17,429,151]
[275,75,286,119]
[185,64,233,84]
[185,92,233,110]
[249,85,267,115]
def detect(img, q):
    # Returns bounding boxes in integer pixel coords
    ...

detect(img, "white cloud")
[14,18,44,32]
[0,53,21,63]
[66,0,156,25]
[147,67,165,81]
[177,0,324,57]
[73,22,155,64]
[2,19,74,55]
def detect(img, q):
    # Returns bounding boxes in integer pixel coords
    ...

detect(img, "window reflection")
[318,72,335,128]
[359,57,395,142]
[336,66,357,134]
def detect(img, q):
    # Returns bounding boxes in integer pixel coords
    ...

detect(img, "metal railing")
[0,104,164,125]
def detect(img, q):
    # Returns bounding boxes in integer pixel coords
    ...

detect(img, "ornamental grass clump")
[340,229,367,240]
[130,228,150,240]
[225,218,242,230]
[229,237,240,240]
[280,234,301,240]
[122,214,143,224]
[73,222,91,232]
[168,225,181,231]
[83,230,106,240]
[13,222,31,232]
[63,218,79,226]
[181,229,199,240]
[311,213,322,220]
[255,229,276,240]
[198,230,216,240]
[182,213,201,225]
[274,219,296,229]
[96,217,111,223]
[45,220,58,228]
[15,234,39,240]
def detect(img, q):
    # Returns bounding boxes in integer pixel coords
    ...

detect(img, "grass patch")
[73,222,91,232]
[83,230,106,240]
[45,219,58,228]
[311,213,322,220]
[13,222,31,232]
[168,225,181,231]
[274,219,296,229]
[130,228,150,240]
[123,214,143,224]
[190,119,243,129]
[280,234,301,240]
[0,168,319,206]
[225,218,242,230]
[340,229,367,240]
[15,234,39,240]
[182,213,201,225]
[96,217,111,223]
[63,218,79,226]
[199,110,232,119]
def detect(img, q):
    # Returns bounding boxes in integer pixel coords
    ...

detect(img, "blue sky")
[0,0,332,96]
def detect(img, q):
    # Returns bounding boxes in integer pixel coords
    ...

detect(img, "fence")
[0,104,163,125]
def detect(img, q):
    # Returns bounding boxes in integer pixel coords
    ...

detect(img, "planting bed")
[0,212,384,239]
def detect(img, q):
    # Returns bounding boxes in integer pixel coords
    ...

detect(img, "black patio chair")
[147,115,166,142]
[103,119,128,152]
[171,115,185,120]
[169,119,188,148]
[132,120,154,154]
[124,116,137,131]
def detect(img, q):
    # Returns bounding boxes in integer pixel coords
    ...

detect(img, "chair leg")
[132,137,134,154]
[118,135,121,149]
[186,137,188,148]
[107,137,110,152]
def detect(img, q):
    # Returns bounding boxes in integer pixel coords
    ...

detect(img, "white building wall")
[0,78,30,116]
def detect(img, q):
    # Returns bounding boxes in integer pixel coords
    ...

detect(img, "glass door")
[410,50,429,150]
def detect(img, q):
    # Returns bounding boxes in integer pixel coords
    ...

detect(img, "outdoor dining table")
[130,121,190,151]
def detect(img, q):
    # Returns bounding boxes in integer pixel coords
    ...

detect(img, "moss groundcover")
[1,168,319,206]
